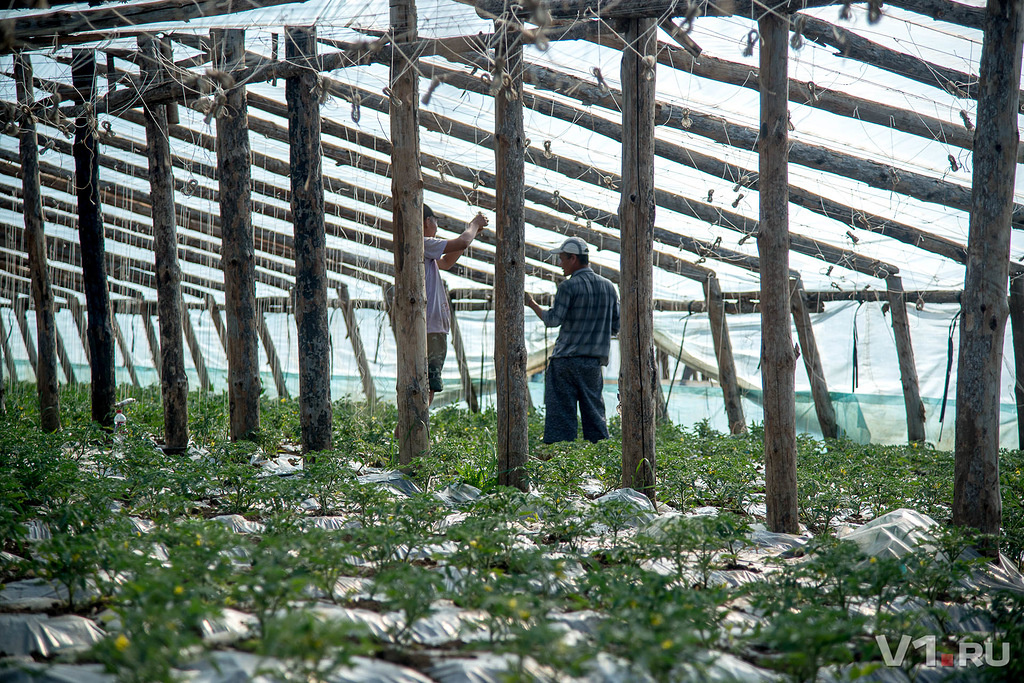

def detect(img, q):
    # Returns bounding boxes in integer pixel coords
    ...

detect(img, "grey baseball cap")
[548,236,589,256]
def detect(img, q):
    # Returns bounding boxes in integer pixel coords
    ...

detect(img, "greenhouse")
[1,0,1024,681]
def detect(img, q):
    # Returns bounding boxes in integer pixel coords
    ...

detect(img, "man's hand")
[524,292,535,308]
[469,212,488,233]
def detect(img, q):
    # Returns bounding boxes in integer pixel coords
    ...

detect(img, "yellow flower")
[469,539,479,548]
[869,557,877,564]
[661,639,673,650]
[174,585,184,595]
[483,585,493,593]
[508,598,518,609]
[650,614,663,626]
[518,610,531,620]
[115,634,130,652]
[195,535,202,547]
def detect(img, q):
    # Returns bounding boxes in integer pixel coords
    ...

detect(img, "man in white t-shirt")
[422,204,488,403]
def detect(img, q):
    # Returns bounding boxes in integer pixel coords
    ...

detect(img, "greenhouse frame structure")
[0,0,1022,536]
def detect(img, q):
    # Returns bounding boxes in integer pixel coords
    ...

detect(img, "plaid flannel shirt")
[542,267,620,365]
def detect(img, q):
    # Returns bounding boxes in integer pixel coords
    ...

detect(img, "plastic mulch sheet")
[0,614,106,658]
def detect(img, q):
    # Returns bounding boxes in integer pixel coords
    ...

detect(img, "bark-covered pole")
[1009,273,1024,449]
[15,52,60,432]
[954,0,1024,541]
[214,28,261,441]
[705,274,746,434]
[72,49,116,428]
[139,34,188,453]
[493,12,529,491]
[885,274,926,443]
[790,276,837,439]
[286,25,332,455]
[390,0,430,465]
[619,17,658,502]
[757,11,798,533]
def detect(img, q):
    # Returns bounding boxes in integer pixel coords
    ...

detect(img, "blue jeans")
[544,356,609,444]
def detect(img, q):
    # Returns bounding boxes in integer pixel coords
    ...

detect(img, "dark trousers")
[544,356,609,444]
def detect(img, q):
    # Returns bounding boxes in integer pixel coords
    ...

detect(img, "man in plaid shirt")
[526,237,620,443]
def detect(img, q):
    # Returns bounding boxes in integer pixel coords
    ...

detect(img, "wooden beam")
[705,275,745,434]
[215,29,261,441]
[954,0,1023,541]
[141,306,161,372]
[180,304,212,393]
[65,295,90,364]
[887,0,985,30]
[619,17,658,502]
[72,49,116,427]
[790,277,837,439]
[492,13,527,490]
[336,285,376,406]
[53,320,77,386]
[7,0,309,50]
[140,33,189,452]
[13,296,36,375]
[1010,273,1024,450]
[15,52,60,430]
[287,25,332,454]
[759,10,798,534]
[442,282,478,414]
[391,0,430,465]
[464,0,832,22]
[257,306,289,400]
[885,274,926,443]
[109,309,141,388]
[205,294,228,354]
[0,306,18,383]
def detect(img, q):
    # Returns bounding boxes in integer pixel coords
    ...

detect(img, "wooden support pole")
[954,0,1024,541]
[14,297,37,375]
[109,309,141,388]
[336,285,376,405]
[180,305,212,393]
[0,307,17,383]
[758,10,798,534]
[15,52,60,431]
[215,28,261,441]
[790,277,838,439]
[885,274,927,443]
[54,322,77,385]
[390,0,429,464]
[619,17,658,502]
[73,49,116,427]
[443,282,478,414]
[287,25,332,454]
[258,306,289,399]
[1010,273,1024,450]
[705,275,746,434]
[141,33,189,451]
[493,12,528,490]
[66,295,90,363]
[141,306,161,372]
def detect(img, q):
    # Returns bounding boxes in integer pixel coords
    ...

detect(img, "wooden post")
[0,307,17,383]
[66,295,90,363]
[15,52,60,431]
[444,283,479,414]
[390,0,430,464]
[258,306,289,399]
[54,322,77,385]
[141,33,189,452]
[141,305,161,371]
[110,308,141,388]
[287,25,332,453]
[72,49,116,427]
[790,276,838,439]
[954,0,1024,541]
[215,28,261,441]
[619,17,658,502]
[336,285,377,405]
[885,274,926,443]
[205,294,228,353]
[14,297,37,374]
[758,11,798,534]
[1010,273,1024,449]
[180,305,212,393]
[705,274,746,434]
[493,11,528,490]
